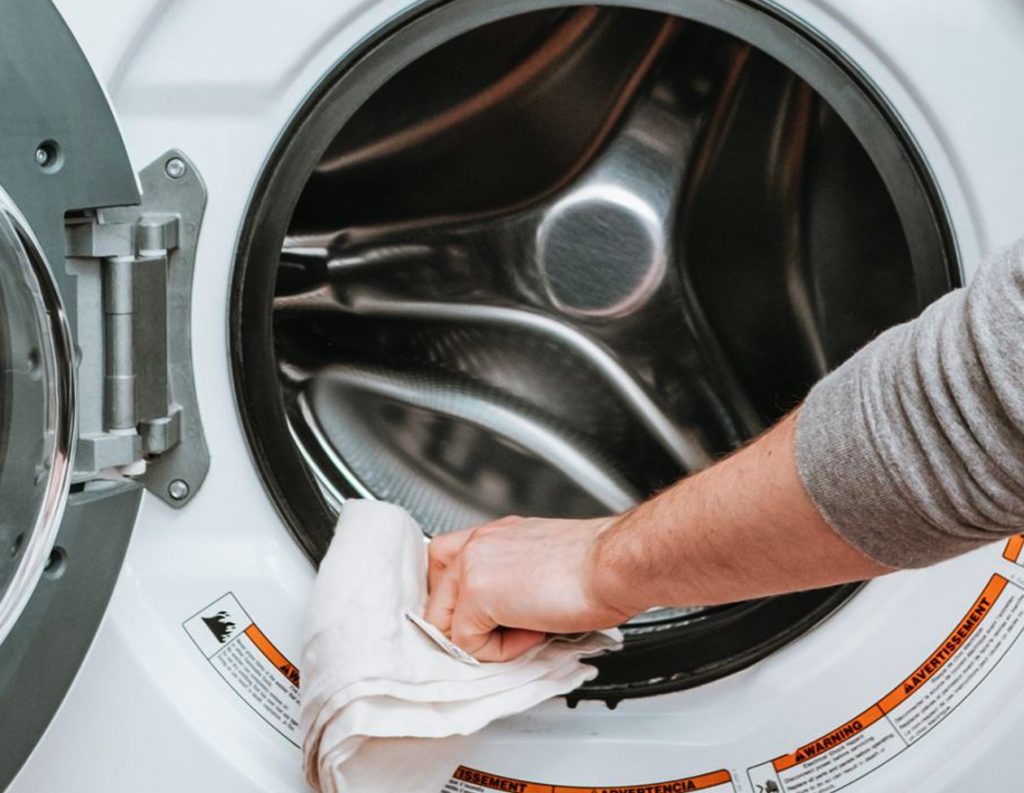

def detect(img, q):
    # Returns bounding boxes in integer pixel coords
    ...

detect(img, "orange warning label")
[245,623,301,687]
[772,705,884,772]
[1003,535,1024,564]
[877,577,1003,713]
[445,767,734,793]
[749,574,1024,793]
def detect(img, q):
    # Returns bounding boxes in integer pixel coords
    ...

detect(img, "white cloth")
[301,500,622,793]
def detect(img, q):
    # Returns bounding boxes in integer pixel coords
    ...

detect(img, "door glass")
[0,190,75,646]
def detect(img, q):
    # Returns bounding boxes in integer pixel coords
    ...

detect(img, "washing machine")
[2,0,1024,790]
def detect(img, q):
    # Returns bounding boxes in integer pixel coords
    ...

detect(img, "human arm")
[425,238,1024,661]
[424,411,888,661]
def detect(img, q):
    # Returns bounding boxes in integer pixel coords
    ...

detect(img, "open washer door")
[0,1,139,785]
[0,1,208,786]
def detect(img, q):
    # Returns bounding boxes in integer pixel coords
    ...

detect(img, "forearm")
[590,412,890,614]
[427,240,1024,658]
[593,238,1024,613]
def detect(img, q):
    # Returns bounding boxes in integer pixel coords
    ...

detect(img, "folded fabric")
[301,500,622,793]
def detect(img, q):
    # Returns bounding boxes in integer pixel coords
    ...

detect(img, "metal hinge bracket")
[65,150,209,508]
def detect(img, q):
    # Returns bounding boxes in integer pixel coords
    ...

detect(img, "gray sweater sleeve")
[795,238,1024,568]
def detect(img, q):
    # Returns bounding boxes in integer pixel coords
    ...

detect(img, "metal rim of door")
[0,189,76,647]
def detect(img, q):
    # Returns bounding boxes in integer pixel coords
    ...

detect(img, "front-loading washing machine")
[2,0,1024,790]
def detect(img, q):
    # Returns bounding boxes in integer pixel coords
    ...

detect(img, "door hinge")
[65,150,209,508]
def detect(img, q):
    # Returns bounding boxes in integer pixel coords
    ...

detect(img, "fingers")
[427,516,540,662]
[453,619,546,662]
[449,596,546,662]
[450,596,490,657]
[427,528,475,594]
[492,629,547,662]
[428,528,476,569]
[423,566,459,635]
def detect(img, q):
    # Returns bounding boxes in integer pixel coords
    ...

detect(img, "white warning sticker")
[747,574,1024,793]
[183,593,302,746]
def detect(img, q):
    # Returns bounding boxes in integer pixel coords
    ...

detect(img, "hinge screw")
[168,479,190,501]
[164,157,187,179]
[34,140,60,171]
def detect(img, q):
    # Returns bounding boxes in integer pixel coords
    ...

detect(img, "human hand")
[423,515,637,662]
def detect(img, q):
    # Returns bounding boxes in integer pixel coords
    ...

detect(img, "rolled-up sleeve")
[795,238,1024,568]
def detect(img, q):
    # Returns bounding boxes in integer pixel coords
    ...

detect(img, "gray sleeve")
[794,238,1024,568]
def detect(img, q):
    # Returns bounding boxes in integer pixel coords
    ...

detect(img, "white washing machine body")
[4,1,1024,791]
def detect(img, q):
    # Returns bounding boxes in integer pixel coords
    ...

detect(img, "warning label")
[443,766,734,793]
[183,593,301,746]
[747,574,1024,792]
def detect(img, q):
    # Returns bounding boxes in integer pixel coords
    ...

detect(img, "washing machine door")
[0,1,204,787]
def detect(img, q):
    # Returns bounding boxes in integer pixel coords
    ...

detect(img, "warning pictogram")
[202,611,236,644]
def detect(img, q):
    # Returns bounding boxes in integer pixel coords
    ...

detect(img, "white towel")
[301,500,622,793]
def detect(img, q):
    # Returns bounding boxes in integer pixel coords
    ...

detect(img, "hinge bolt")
[168,479,190,501]
[164,157,187,179]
